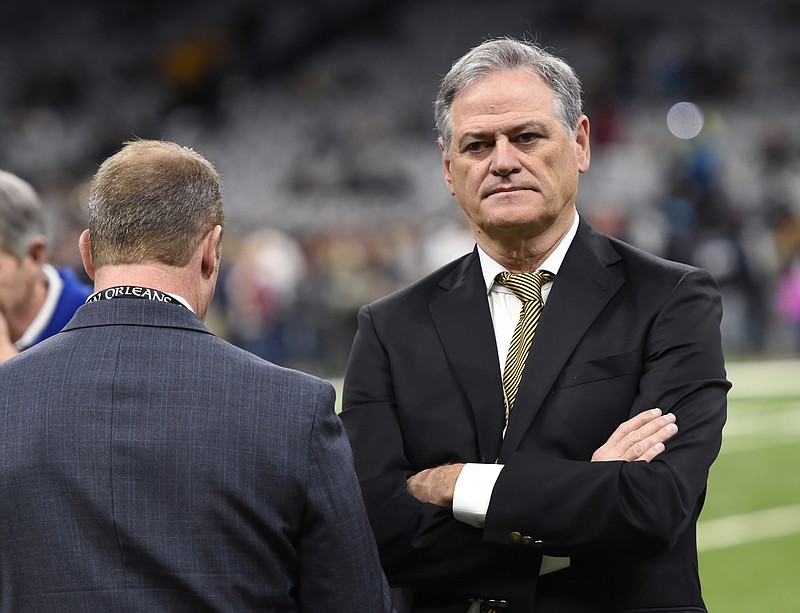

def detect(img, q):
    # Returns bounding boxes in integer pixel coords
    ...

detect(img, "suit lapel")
[430,250,506,463]
[499,222,624,462]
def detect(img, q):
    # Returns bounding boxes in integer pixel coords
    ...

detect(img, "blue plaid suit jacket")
[0,298,391,612]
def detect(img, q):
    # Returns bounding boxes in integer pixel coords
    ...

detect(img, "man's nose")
[489,139,521,176]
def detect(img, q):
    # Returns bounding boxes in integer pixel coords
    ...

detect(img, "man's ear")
[25,235,48,266]
[201,225,223,279]
[78,229,95,280]
[575,115,591,174]
[439,138,456,196]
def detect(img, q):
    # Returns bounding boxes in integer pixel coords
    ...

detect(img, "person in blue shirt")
[0,170,92,363]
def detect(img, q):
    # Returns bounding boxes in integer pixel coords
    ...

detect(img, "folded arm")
[482,269,729,557]
[407,407,679,509]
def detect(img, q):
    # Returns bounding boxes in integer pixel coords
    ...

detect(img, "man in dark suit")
[341,38,729,612]
[0,139,393,612]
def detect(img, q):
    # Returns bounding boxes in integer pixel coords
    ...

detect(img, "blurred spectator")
[221,227,307,364]
[776,256,800,349]
[418,213,476,273]
[0,170,92,362]
[774,207,800,350]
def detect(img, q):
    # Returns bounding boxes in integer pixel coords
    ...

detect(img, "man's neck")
[474,209,576,273]
[92,263,206,318]
[8,270,49,342]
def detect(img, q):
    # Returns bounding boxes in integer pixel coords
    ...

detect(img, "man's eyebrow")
[457,121,549,146]
[507,120,549,135]
[457,130,492,146]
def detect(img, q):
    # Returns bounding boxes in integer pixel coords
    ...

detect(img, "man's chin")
[485,208,548,230]
[484,189,537,203]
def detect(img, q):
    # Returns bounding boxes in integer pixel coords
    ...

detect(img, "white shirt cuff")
[452,462,504,528]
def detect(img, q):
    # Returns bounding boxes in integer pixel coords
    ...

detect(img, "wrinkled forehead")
[450,70,557,127]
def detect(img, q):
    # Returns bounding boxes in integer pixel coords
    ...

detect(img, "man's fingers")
[621,412,677,454]
[631,421,678,462]
[593,411,678,462]
[604,408,663,447]
[636,442,666,463]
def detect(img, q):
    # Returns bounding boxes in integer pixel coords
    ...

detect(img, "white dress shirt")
[14,264,63,351]
[452,213,579,578]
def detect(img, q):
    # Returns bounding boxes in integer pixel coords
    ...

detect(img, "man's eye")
[516,133,538,143]
[465,141,488,152]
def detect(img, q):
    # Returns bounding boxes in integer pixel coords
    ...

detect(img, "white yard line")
[719,397,800,454]
[719,437,799,454]
[698,503,800,552]
[720,406,800,453]
[726,359,800,399]
[723,407,800,437]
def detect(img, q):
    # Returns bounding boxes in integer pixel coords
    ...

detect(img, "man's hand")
[0,310,18,363]
[592,408,677,463]
[407,463,465,507]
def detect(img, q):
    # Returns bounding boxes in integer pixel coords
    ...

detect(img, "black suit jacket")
[342,219,729,612]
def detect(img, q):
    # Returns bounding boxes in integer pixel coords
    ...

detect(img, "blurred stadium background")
[1,0,798,609]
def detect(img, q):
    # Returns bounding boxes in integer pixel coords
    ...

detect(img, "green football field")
[330,358,800,609]
[699,359,800,612]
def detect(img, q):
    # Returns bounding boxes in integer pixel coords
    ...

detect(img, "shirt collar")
[478,212,580,295]
[85,287,196,314]
[169,293,195,313]
[15,263,63,351]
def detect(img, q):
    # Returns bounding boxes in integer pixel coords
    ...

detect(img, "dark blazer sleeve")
[296,378,394,612]
[343,303,541,605]
[483,267,730,557]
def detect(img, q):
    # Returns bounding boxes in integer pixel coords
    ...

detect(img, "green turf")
[701,532,800,612]
[699,363,800,612]
[703,438,800,518]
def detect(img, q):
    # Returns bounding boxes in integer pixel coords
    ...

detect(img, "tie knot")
[495,270,555,303]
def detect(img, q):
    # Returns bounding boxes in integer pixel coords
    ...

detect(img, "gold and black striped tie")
[494,270,555,430]
[477,270,554,613]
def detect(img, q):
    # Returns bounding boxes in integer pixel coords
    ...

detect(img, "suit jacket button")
[533,539,544,549]
[521,535,534,546]
[487,600,509,609]
[510,531,522,544]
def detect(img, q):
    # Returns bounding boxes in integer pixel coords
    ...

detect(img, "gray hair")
[87,139,224,269]
[434,37,584,157]
[0,170,46,259]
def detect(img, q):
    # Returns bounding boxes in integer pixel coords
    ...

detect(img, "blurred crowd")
[1,0,799,376]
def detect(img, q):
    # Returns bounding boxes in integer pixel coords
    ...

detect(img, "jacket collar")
[62,298,211,336]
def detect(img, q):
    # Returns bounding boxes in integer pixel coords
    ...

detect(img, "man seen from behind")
[0,139,393,612]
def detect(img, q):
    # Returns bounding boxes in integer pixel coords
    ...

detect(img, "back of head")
[0,170,46,259]
[434,37,584,155]
[87,140,224,269]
